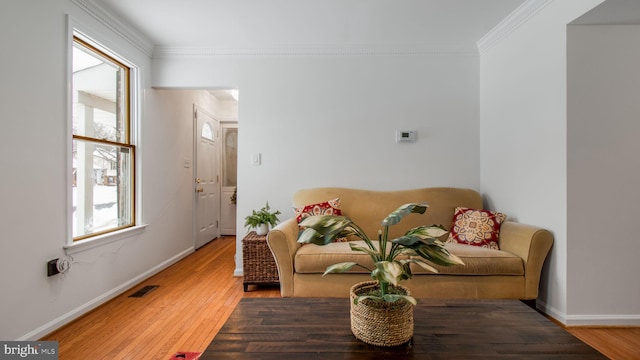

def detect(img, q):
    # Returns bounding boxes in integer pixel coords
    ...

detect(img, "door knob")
[196,188,204,193]
[196,178,201,183]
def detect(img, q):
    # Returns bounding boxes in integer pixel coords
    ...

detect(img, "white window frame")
[65,19,145,253]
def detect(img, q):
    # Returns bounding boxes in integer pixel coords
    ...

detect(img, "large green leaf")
[414,246,465,266]
[401,258,439,274]
[381,203,428,226]
[382,293,417,305]
[322,262,358,276]
[393,246,417,256]
[371,261,406,286]
[392,233,464,267]
[297,215,352,245]
[349,242,382,260]
[401,261,413,279]
[404,224,448,239]
[296,228,325,245]
[391,235,422,247]
[299,215,352,229]
[392,234,441,249]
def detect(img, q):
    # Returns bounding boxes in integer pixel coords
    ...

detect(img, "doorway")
[220,123,238,235]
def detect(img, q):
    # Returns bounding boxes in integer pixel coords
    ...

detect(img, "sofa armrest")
[499,221,553,299]
[266,217,301,297]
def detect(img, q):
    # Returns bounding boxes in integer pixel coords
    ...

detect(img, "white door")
[195,105,220,249]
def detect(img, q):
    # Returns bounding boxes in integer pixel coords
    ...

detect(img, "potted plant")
[244,202,281,236]
[230,187,237,205]
[297,203,464,346]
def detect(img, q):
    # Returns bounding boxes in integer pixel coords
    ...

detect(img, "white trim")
[565,314,640,327]
[234,253,243,277]
[477,0,555,54]
[153,46,479,59]
[66,16,75,246]
[64,224,147,255]
[18,247,194,341]
[129,62,143,230]
[537,298,567,324]
[217,116,239,123]
[70,0,154,57]
[537,298,640,326]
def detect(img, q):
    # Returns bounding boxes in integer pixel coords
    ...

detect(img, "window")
[222,126,238,187]
[201,122,214,141]
[72,36,135,241]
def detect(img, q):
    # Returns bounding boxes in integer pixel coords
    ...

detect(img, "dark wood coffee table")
[202,298,605,359]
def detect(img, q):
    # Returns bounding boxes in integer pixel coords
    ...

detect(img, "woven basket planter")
[349,281,414,347]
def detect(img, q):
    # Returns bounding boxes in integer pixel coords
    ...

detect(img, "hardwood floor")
[567,327,640,360]
[43,236,639,360]
[43,236,279,360]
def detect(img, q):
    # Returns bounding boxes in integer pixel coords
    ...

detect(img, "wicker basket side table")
[242,231,280,291]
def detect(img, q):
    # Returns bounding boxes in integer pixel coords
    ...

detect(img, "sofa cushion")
[411,243,523,276]
[447,207,506,249]
[294,198,342,223]
[295,241,376,274]
[295,241,523,276]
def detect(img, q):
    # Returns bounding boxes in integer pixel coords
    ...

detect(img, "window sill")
[64,224,148,255]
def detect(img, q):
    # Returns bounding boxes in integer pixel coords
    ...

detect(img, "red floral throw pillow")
[294,198,342,223]
[295,198,346,243]
[446,207,507,249]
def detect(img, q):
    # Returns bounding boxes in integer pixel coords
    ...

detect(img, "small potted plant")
[297,203,464,346]
[230,187,237,205]
[244,202,281,236]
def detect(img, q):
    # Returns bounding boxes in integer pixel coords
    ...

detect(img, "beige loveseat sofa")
[266,187,553,300]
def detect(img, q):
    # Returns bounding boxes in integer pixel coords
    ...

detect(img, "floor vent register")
[129,285,160,298]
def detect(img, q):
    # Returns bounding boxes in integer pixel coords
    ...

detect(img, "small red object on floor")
[168,352,201,360]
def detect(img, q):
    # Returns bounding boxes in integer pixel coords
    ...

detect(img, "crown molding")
[477,0,555,54]
[153,45,478,59]
[71,0,154,57]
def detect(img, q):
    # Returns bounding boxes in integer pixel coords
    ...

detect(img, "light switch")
[251,153,261,166]
[183,157,191,168]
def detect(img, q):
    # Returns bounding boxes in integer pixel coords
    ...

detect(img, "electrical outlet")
[47,259,60,277]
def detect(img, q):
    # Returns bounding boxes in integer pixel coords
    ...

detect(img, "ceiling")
[571,0,640,25]
[94,0,527,54]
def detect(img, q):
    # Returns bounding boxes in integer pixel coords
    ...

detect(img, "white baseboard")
[537,299,640,326]
[19,247,195,341]
[233,253,243,277]
[536,299,566,324]
[565,314,640,326]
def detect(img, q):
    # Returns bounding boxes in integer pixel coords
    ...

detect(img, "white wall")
[479,0,606,323]
[153,53,482,274]
[567,25,640,324]
[0,1,215,340]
